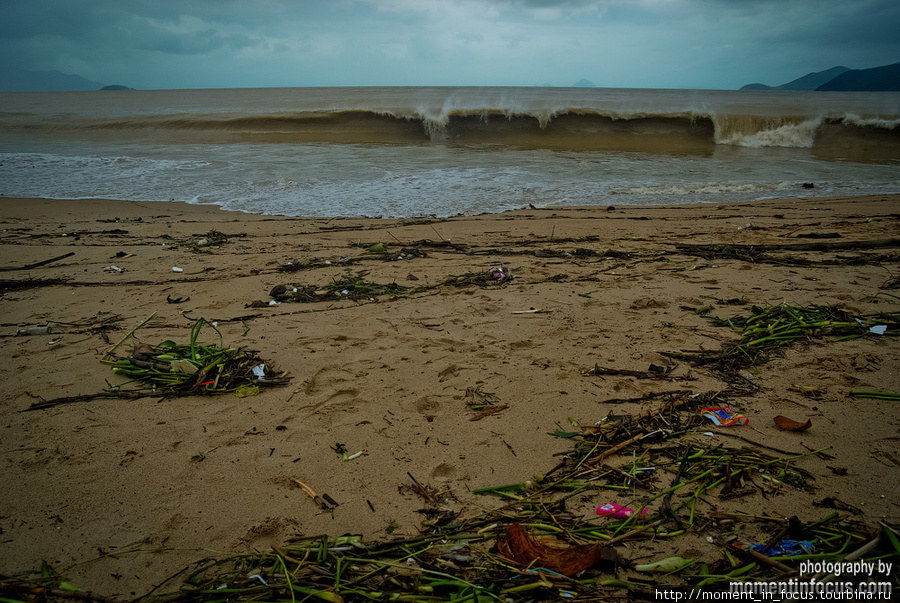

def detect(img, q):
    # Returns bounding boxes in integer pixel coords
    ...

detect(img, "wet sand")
[1,195,898,596]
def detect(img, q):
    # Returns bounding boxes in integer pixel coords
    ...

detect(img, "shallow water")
[1,87,897,217]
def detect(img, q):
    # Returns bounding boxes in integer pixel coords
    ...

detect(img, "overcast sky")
[2,0,898,90]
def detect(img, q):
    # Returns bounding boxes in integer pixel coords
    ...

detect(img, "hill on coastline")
[742,61,900,91]
[816,62,900,91]
[0,67,107,91]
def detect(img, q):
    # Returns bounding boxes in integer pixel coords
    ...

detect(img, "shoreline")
[1,194,898,596]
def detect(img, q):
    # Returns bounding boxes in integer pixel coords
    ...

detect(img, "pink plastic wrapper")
[596,503,648,519]
[491,265,511,281]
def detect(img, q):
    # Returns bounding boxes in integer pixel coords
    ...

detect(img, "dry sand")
[0,195,898,596]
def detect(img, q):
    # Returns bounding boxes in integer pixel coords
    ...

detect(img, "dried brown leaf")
[496,522,604,576]
[773,415,812,432]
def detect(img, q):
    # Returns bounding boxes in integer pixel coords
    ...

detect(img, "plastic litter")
[701,407,749,426]
[16,325,51,336]
[870,325,887,335]
[172,266,183,273]
[749,540,814,557]
[252,364,266,380]
[490,265,511,281]
[596,503,647,519]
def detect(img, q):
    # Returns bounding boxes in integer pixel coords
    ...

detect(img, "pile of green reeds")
[271,272,408,303]
[669,303,898,374]
[106,318,289,395]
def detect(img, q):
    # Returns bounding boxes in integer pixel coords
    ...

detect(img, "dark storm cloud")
[1,0,897,89]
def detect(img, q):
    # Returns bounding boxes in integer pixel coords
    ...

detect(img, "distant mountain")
[100,85,133,91]
[816,62,900,91]
[0,68,106,91]
[741,62,900,92]
[571,79,596,87]
[741,66,851,91]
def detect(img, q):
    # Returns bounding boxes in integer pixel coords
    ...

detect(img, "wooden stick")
[292,478,329,510]
[272,544,304,565]
[0,251,75,272]
[603,519,665,546]
[741,547,794,574]
[103,311,157,357]
[586,433,643,467]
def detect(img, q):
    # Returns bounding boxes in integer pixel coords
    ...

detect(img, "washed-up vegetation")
[269,272,409,303]
[23,317,290,411]
[105,318,289,395]
[5,388,897,602]
[664,303,899,378]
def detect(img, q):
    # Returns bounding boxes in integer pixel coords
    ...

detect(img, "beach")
[1,194,898,597]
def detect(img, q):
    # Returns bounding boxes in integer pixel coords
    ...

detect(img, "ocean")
[0,86,898,218]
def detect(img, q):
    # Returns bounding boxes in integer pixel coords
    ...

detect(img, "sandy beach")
[1,195,898,598]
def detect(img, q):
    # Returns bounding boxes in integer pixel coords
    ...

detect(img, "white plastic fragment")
[172,266,183,273]
[268,300,279,306]
[870,325,887,335]
[248,574,267,585]
[252,364,266,380]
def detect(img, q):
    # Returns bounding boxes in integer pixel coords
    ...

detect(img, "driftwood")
[22,390,160,412]
[675,237,900,256]
[0,251,75,272]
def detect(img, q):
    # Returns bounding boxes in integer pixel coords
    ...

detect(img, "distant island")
[0,68,108,91]
[100,85,133,91]
[741,61,900,91]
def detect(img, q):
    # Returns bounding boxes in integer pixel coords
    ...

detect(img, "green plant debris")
[189,229,230,252]
[105,318,290,395]
[464,386,500,411]
[667,303,899,378]
[3,388,896,601]
[271,271,408,302]
[850,390,900,400]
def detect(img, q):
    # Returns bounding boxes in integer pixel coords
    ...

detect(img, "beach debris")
[634,556,693,574]
[849,390,900,400]
[341,450,366,461]
[491,265,511,281]
[470,404,509,421]
[172,266,183,273]
[399,472,451,506]
[869,324,888,335]
[664,303,900,383]
[14,379,887,600]
[585,363,686,381]
[464,386,507,421]
[251,363,266,380]
[497,522,605,576]
[165,294,190,304]
[105,318,290,396]
[773,415,812,432]
[103,265,125,273]
[15,325,51,336]
[443,266,514,287]
[270,271,406,302]
[701,407,749,426]
[597,503,648,520]
[747,539,814,557]
[291,478,335,511]
[0,251,75,272]
[190,229,229,252]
